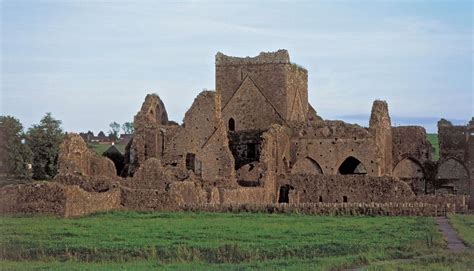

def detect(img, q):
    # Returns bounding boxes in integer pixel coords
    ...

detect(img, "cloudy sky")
[1,0,472,133]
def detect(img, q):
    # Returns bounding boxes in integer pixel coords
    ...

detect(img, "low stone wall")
[0,182,67,216]
[417,194,469,212]
[0,181,121,217]
[120,187,171,211]
[220,187,271,204]
[180,202,456,216]
[54,173,118,193]
[120,181,207,211]
[284,174,416,204]
[64,186,121,217]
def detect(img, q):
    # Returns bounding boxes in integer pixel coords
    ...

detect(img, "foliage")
[366,251,474,270]
[0,212,445,269]
[427,134,439,161]
[0,115,32,179]
[122,122,134,134]
[449,214,474,247]
[26,113,64,180]
[108,122,121,141]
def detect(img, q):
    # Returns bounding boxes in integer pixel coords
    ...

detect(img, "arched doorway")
[338,156,367,175]
[436,158,469,194]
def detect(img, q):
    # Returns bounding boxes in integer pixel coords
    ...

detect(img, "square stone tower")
[216,50,308,131]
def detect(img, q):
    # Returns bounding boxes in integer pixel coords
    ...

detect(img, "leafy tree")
[122,122,134,134]
[108,122,121,141]
[27,113,64,180]
[0,116,32,179]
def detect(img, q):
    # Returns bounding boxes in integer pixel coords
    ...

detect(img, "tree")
[108,122,121,141]
[122,122,134,134]
[27,113,64,180]
[0,116,32,179]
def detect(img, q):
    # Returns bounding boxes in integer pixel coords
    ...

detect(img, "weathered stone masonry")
[0,50,471,216]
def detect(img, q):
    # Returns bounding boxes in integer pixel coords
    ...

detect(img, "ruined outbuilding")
[1,50,471,217]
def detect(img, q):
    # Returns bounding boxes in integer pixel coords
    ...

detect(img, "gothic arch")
[337,156,367,175]
[437,158,469,179]
[291,157,323,174]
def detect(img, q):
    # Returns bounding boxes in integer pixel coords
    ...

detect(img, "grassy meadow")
[426,133,439,161]
[2,212,473,270]
[88,143,125,155]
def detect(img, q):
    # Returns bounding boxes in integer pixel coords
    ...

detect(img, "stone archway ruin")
[338,156,367,175]
[291,157,323,174]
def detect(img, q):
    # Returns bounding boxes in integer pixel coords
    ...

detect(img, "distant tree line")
[107,121,134,141]
[0,113,64,180]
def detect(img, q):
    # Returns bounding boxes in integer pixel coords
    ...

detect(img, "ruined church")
[1,50,472,217]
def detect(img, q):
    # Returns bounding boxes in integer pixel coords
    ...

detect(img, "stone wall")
[0,182,121,217]
[217,50,308,130]
[164,91,236,188]
[64,186,121,217]
[58,133,117,178]
[280,174,416,204]
[369,100,393,176]
[125,94,178,176]
[228,130,264,169]
[438,119,468,161]
[121,158,174,190]
[392,126,432,169]
[291,121,379,176]
[285,64,308,122]
[181,202,456,216]
[120,181,207,211]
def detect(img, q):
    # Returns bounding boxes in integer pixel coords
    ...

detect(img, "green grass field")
[449,214,474,248]
[88,143,125,155]
[2,212,472,270]
[427,133,439,161]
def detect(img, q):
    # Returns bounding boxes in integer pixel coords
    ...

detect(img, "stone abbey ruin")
[1,50,473,217]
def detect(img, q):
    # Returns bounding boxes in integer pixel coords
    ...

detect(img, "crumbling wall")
[436,158,470,195]
[0,182,67,216]
[369,100,393,176]
[392,126,432,169]
[64,186,121,217]
[219,124,291,204]
[58,133,117,178]
[120,181,207,211]
[121,158,175,190]
[124,94,178,176]
[436,119,471,200]
[217,50,308,130]
[291,121,379,176]
[164,91,236,188]
[228,130,264,169]
[286,64,308,122]
[468,118,474,208]
[221,76,285,131]
[281,174,415,204]
[438,119,468,161]
[0,181,120,217]
[54,173,118,193]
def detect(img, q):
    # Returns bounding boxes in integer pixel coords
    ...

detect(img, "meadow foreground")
[1,212,473,270]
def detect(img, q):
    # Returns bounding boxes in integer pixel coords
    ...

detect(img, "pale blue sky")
[1,0,472,133]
